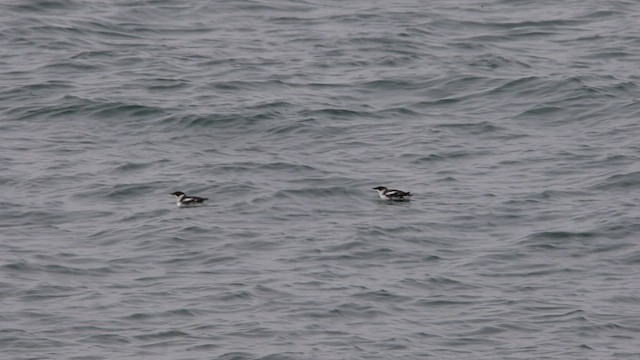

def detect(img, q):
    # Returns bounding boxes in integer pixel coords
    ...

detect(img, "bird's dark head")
[373,186,388,191]
[171,191,185,197]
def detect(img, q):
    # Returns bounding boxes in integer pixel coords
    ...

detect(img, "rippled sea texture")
[2,0,640,359]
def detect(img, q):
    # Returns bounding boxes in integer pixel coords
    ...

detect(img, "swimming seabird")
[372,186,412,201]
[170,191,208,207]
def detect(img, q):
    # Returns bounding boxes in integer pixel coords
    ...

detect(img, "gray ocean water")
[2,0,640,359]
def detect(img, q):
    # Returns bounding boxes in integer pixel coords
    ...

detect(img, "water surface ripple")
[2,1,640,359]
